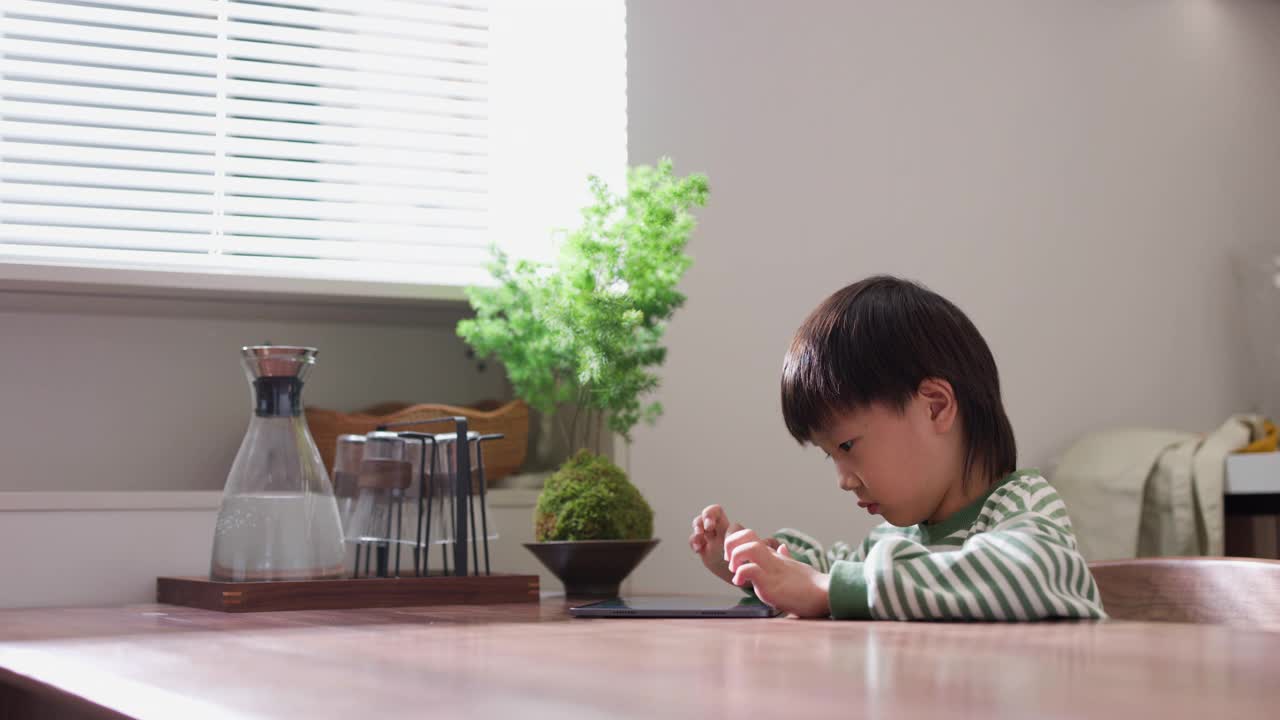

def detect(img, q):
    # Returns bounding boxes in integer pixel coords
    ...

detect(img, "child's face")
[809,380,964,527]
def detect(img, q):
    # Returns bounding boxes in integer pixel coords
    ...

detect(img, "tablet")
[569,596,782,618]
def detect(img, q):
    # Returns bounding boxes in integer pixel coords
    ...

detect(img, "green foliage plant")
[457,158,709,452]
[458,159,707,541]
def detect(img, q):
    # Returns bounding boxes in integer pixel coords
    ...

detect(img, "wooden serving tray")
[157,573,540,613]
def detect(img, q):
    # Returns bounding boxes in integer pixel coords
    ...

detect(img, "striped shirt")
[773,470,1107,621]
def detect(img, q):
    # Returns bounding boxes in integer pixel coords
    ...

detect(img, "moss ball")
[534,449,654,541]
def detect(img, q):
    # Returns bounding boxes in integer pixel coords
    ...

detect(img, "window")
[0,0,627,299]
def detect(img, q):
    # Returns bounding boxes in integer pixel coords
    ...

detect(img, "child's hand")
[724,527,831,618]
[690,506,784,587]
[690,505,736,584]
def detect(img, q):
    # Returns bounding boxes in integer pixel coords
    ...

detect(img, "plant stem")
[567,400,578,454]
[557,405,572,453]
[573,398,582,448]
[573,385,591,451]
[590,408,602,456]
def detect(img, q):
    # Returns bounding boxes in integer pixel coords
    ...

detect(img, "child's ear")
[916,377,958,432]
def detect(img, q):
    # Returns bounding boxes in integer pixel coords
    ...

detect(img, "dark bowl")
[523,539,660,598]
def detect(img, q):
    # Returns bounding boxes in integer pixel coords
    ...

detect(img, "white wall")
[0,289,508,492]
[625,1,1280,594]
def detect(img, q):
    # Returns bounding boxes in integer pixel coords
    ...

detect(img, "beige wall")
[0,290,507,492]
[625,1,1280,593]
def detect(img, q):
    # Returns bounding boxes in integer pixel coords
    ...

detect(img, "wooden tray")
[157,573,540,613]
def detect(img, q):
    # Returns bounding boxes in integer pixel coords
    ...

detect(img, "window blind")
[0,0,626,296]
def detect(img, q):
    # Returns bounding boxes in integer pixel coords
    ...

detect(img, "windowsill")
[0,259,474,309]
[0,261,483,325]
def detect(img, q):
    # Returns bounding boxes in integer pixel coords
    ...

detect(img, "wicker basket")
[306,399,529,485]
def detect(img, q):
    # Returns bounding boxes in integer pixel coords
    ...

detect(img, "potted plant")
[457,158,709,596]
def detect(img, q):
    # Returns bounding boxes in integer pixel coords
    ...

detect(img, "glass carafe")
[210,346,345,581]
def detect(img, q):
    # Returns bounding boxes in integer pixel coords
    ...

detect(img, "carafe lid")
[241,346,318,380]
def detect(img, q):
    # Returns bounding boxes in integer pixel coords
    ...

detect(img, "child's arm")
[768,529,869,573]
[826,488,1106,621]
[728,478,1107,620]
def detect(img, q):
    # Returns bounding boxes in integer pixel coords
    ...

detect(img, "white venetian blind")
[0,0,625,297]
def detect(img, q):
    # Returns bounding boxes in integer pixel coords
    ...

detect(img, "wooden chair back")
[1089,557,1280,629]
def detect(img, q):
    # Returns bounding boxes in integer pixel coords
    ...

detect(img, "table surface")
[2,598,1278,719]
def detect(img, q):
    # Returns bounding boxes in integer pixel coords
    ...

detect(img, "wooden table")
[1,599,1278,719]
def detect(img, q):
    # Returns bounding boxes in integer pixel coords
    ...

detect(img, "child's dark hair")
[780,275,1016,485]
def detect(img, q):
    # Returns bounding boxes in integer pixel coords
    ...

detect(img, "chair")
[1089,557,1280,629]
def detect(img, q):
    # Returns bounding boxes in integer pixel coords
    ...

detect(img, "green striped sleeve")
[828,480,1106,621]
[772,528,829,572]
[768,523,893,573]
